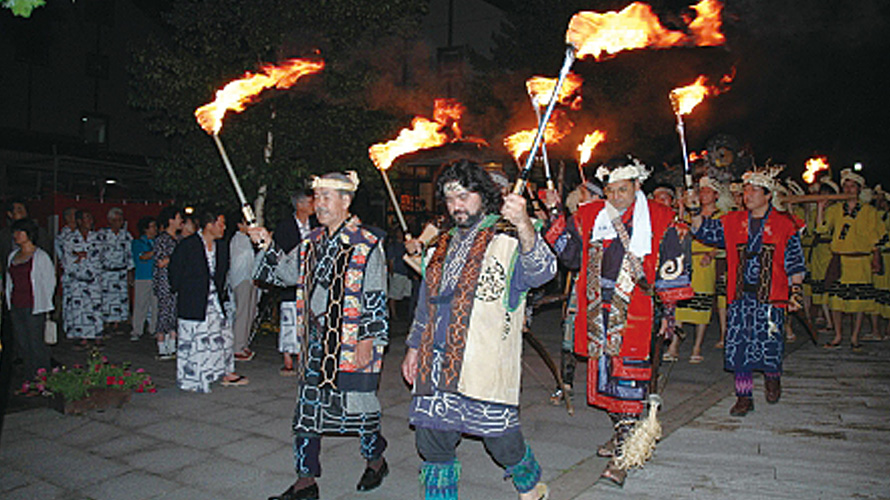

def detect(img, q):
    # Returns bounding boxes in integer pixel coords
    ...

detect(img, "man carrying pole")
[249,171,390,500]
[401,160,556,500]
[547,156,692,486]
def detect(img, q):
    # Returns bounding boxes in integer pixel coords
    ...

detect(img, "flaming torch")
[515,0,726,194]
[577,130,606,183]
[802,156,829,184]
[368,116,449,235]
[525,74,583,191]
[195,58,324,226]
[669,72,733,188]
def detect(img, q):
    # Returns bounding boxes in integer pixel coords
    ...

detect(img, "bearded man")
[401,160,556,500]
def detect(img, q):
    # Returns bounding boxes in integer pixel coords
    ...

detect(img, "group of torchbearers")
[230,147,888,500]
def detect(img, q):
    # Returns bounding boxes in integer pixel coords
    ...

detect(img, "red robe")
[574,199,677,414]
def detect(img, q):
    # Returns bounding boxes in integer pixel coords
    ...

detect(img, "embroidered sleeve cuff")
[359,289,389,343]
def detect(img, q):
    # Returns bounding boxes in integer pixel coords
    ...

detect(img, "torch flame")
[669,70,734,116]
[577,130,606,166]
[567,0,724,60]
[526,73,584,108]
[688,0,726,46]
[369,117,449,171]
[433,98,466,139]
[504,121,571,164]
[369,98,487,171]
[195,58,324,135]
[803,156,830,184]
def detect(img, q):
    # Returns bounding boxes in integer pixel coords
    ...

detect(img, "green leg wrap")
[504,445,542,494]
[420,460,461,500]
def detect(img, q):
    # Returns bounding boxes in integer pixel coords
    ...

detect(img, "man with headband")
[401,159,555,500]
[687,165,806,417]
[250,171,390,500]
[817,167,886,349]
[547,155,693,486]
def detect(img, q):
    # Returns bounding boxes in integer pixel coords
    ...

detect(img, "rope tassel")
[614,394,663,470]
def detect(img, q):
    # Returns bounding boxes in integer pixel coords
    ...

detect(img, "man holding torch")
[401,160,556,500]
[547,156,692,486]
[249,171,390,500]
[686,165,806,417]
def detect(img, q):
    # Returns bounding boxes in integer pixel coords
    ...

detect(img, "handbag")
[823,254,841,286]
[44,318,58,345]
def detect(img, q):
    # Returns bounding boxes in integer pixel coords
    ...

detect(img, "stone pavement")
[2,306,889,499]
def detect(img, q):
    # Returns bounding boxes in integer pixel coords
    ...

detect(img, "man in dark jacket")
[169,208,247,393]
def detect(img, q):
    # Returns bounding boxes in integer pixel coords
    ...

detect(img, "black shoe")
[268,483,319,500]
[356,458,388,491]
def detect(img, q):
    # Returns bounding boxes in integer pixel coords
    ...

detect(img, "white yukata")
[176,242,235,393]
[97,227,134,323]
[61,230,104,339]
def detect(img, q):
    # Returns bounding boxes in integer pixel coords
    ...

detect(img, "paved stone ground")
[2,306,889,499]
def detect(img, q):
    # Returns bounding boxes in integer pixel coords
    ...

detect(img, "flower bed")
[22,350,156,413]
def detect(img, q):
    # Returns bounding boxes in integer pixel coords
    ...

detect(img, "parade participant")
[273,188,315,376]
[400,159,555,500]
[666,176,724,363]
[62,210,104,348]
[250,171,390,500]
[169,208,246,392]
[556,156,691,486]
[649,184,677,209]
[873,185,890,338]
[96,207,134,334]
[818,168,886,349]
[688,165,806,416]
[805,179,839,332]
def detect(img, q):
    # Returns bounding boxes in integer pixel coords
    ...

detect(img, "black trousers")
[415,426,526,467]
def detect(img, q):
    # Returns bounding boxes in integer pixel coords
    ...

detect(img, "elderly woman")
[5,218,56,378]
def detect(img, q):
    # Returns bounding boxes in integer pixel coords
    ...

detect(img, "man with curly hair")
[401,159,556,500]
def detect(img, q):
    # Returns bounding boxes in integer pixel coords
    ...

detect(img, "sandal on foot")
[851,343,863,351]
[279,365,297,376]
[689,354,704,364]
[713,341,724,349]
[599,461,627,488]
[662,352,679,362]
[822,341,842,349]
[221,375,249,386]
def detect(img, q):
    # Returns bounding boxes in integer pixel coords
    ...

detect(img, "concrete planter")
[51,387,132,415]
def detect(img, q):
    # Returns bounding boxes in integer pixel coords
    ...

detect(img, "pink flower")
[106,376,115,386]
[148,387,157,393]
[117,378,125,386]
[36,383,45,392]
[20,382,30,392]
[52,367,61,374]
[136,386,144,393]
[102,356,108,363]
[136,368,145,373]
[36,368,47,375]
[73,364,83,369]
